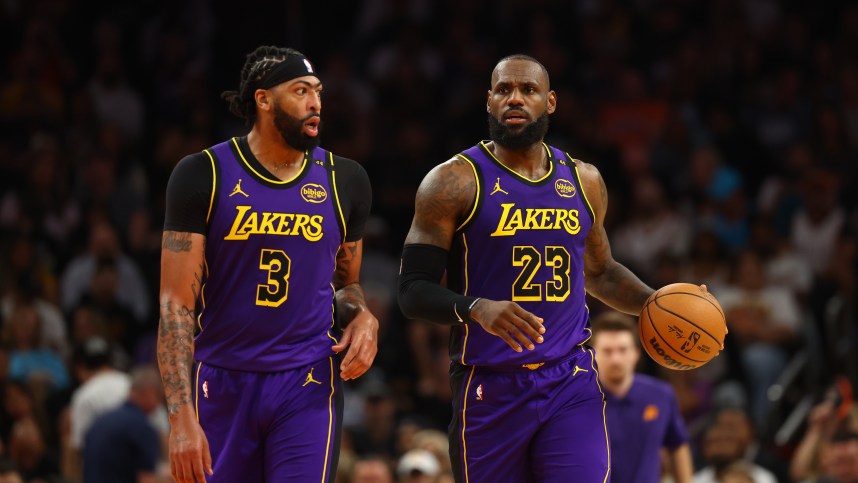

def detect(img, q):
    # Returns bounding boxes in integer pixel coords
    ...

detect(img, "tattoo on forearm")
[163,231,192,252]
[336,283,367,319]
[157,259,205,416]
[334,242,359,285]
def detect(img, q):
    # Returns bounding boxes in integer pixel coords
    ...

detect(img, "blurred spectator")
[0,458,23,483]
[60,221,149,324]
[350,455,394,483]
[82,365,165,483]
[64,337,130,481]
[1,273,68,357]
[4,305,69,393]
[790,167,845,275]
[348,378,398,459]
[396,449,439,483]
[612,175,690,278]
[8,417,58,481]
[791,381,858,482]
[88,46,145,142]
[692,411,777,483]
[716,250,801,429]
[812,430,858,483]
[747,214,813,300]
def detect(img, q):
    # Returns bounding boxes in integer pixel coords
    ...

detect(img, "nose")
[308,90,321,113]
[507,88,525,107]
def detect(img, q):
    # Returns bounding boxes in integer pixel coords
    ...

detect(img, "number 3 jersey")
[449,142,595,367]
[192,138,352,372]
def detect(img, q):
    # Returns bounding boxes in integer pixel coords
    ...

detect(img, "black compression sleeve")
[163,152,213,234]
[398,244,481,325]
[334,156,372,242]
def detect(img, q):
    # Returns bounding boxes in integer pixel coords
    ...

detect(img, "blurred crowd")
[0,0,856,481]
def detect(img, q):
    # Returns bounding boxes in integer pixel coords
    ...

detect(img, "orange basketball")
[639,283,727,370]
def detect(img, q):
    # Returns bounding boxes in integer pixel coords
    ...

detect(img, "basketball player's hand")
[169,414,213,483]
[470,300,545,352]
[332,310,379,381]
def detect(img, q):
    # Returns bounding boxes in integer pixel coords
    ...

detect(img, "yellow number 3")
[257,249,291,307]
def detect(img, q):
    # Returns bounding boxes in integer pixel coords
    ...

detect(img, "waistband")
[452,345,593,373]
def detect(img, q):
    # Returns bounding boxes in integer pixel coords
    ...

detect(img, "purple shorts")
[449,347,610,483]
[194,357,343,482]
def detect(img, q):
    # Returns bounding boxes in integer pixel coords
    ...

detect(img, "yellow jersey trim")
[587,348,611,482]
[320,357,335,483]
[460,233,471,364]
[461,365,476,483]
[479,140,553,183]
[573,163,597,226]
[231,137,307,185]
[194,362,202,422]
[327,285,339,345]
[455,155,480,232]
[203,149,216,223]
[329,152,347,243]
[196,259,209,332]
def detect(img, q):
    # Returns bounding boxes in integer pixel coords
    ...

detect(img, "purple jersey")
[195,138,345,371]
[449,142,595,366]
[605,374,689,483]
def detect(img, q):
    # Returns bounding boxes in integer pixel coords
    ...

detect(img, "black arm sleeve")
[334,156,372,242]
[163,152,213,234]
[398,244,481,325]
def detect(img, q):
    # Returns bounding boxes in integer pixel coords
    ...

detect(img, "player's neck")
[487,141,548,180]
[247,127,306,180]
[602,373,635,398]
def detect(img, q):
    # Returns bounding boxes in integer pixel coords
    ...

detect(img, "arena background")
[0,0,856,481]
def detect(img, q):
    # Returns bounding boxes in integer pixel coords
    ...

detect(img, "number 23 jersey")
[449,142,595,367]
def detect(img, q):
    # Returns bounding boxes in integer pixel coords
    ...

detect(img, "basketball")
[639,283,727,370]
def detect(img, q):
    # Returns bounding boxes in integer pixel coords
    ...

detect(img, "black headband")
[248,55,318,95]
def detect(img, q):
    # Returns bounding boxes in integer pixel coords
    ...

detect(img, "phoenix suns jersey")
[448,141,595,367]
[193,138,347,372]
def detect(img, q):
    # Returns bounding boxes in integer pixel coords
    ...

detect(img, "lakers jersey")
[448,141,595,366]
[195,138,345,372]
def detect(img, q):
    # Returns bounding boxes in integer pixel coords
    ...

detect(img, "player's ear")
[487,90,492,113]
[547,90,557,115]
[254,89,272,112]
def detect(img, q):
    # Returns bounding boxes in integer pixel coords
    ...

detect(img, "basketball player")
[592,312,693,483]
[398,54,657,482]
[158,46,378,483]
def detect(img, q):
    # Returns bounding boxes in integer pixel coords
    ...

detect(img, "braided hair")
[221,45,304,125]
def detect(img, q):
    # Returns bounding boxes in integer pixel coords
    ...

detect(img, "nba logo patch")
[203,381,209,399]
[476,384,483,401]
[303,59,314,73]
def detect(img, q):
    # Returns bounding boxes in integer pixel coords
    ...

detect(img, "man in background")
[83,365,166,483]
[592,311,693,483]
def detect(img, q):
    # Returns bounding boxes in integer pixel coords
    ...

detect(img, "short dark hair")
[72,336,111,370]
[591,311,637,342]
[493,54,550,89]
[221,45,305,125]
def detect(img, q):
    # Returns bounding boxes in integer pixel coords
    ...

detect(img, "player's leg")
[448,364,535,483]
[263,356,343,482]
[529,348,610,483]
[195,362,265,482]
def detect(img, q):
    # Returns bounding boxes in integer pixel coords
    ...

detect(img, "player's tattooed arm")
[332,238,379,380]
[579,163,654,314]
[158,231,206,418]
[404,157,477,248]
[333,240,368,319]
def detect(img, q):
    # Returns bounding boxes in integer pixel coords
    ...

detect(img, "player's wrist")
[466,298,483,324]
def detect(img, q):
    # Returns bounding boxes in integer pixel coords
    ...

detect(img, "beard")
[488,110,550,149]
[273,104,322,152]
